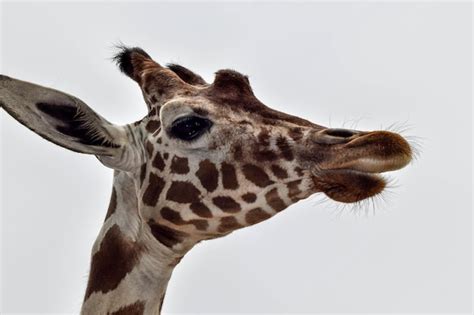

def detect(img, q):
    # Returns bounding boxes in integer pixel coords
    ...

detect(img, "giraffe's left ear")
[0,75,142,170]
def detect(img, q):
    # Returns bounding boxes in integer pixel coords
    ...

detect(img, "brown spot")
[212,196,241,213]
[265,188,286,212]
[108,301,145,315]
[242,164,274,187]
[276,136,294,161]
[152,152,165,171]
[84,225,143,300]
[146,120,160,133]
[166,181,201,203]
[289,127,304,141]
[271,164,288,179]
[104,187,117,221]
[242,192,257,203]
[139,163,147,188]
[221,162,239,190]
[161,207,209,231]
[233,145,243,160]
[148,107,157,117]
[246,208,272,225]
[150,95,158,103]
[218,216,242,233]
[142,173,165,206]
[145,140,154,158]
[190,202,213,218]
[294,166,304,177]
[258,130,271,146]
[196,160,218,192]
[163,152,169,160]
[287,179,303,202]
[170,156,189,174]
[254,149,278,161]
[148,219,189,248]
[157,137,162,144]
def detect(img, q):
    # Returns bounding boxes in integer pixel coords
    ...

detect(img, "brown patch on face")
[166,181,201,203]
[265,188,287,212]
[246,208,272,225]
[218,216,242,233]
[276,136,294,161]
[212,196,241,213]
[221,162,239,190]
[170,156,189,174]
[142,173,166,207]
[196,160,219,192]
[163,152,169,160]
[258,130,270,144]
[254,149,278,161]
[271,164,288,179]
[150,95,158,104]
[148,107,157,117]
[145,120,160,133]
[190,202,213,218]
[104,187,117,221]
[152,152,166,171]
[294,166,304,177]
[289,127,304,141]
[242,192,257,203]
[148,219,189,248]
[145,140,154,158]
[84,225,143,300]
[233,145,243,160]
[287,179,303,202]
[161,207,208,231]
[242,164,274,187]
[108,300,145,315]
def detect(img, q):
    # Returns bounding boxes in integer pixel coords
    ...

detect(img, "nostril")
[324,128,356,138]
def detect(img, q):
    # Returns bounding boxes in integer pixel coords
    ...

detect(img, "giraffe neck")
[81,171,188,315]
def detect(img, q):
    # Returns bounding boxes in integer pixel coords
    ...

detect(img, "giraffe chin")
[313,169,386,203]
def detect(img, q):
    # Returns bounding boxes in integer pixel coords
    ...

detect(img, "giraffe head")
[0,46,412,253]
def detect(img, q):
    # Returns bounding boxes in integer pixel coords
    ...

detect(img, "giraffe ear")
[0,75,140,169]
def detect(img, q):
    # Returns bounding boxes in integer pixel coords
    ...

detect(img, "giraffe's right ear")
[0,75,141,170]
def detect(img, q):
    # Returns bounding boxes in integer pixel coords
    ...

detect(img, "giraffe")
[0,46,412,314]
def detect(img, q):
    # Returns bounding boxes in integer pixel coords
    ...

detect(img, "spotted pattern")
[170,156,189,174]
[142,173,165,207]
[246,208,271,225]
[84,225,143,300]
[265,188,286,212]
[190,202,212,218]
[161,207,209,231]
[218,216,242,233]
[107,301,145,315]
[221,162,238,190]
[148,219,189,248]
[242,192,257,203]
[166,181,201,203]
[212,196,241,213]
[196,160,219,192]
[242,164,274,187]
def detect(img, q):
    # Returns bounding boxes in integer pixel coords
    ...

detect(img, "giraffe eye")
[170,116,213,141]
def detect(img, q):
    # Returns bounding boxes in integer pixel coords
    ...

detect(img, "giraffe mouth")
[311,130,413,203]
[312,169,386,203]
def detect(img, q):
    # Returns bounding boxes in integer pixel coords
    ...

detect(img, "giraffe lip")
[313,169,386,203]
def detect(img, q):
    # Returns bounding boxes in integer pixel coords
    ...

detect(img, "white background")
[1,2,472,314]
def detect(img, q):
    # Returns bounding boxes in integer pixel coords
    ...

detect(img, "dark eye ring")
[169,116,213,141]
